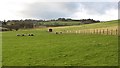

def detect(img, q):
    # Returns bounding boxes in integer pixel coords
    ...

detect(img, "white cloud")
[71,8,118,21]
[0,0,40,20]
[20,2,118,21]
[0,0,119,21]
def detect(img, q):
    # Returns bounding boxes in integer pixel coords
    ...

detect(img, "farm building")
[48,29,52,32]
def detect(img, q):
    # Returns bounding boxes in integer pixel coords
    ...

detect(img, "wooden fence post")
[116,29,118,35]
[94,29,95,34]
[80,30,82,34]
[107,29,109,35]
[99,29,101,34]
[84,30,86,34]
[103,29,104,35]
[76,31,77,34]
[110,29,113,35]
[83,30,84,34]
[96,29,98,34]
[90,29,94,34]
[65,29,118,35]
[90,29,91,34]
[95,29,96,34]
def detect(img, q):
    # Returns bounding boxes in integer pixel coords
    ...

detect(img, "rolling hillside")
[2,20,118,66]
[51,20,118,32]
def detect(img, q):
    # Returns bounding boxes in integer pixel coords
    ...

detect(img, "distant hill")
[52,20,118,32]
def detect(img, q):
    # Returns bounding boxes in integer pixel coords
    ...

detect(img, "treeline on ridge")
[0,18,100,31]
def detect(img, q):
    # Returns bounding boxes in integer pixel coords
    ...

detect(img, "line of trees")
[1,20,37,31]
[0,18,100,31]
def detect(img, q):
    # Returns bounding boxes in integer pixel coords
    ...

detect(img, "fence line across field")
[65,29,119,35]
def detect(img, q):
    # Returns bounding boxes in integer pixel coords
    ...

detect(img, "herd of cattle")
[16,32,63,36]
[16,33,34,36]
[16,29,63,36]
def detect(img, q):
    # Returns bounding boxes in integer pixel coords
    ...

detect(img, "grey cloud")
[21,2,80,19]
[81,2,118,15]
[21,2,118,19]
[118,2,120,19]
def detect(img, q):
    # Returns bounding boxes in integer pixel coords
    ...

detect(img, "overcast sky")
[0,0,119,21]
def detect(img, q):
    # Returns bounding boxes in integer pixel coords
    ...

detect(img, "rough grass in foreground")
[2,30,118,66]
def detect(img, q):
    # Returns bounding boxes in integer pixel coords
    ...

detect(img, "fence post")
[89,29,91,34]
[107,29,109,35]
[91,29,93,34]
[84,30,86,34]
[110,29,113,35]
[96,29,98,34]
[103,29,104,35]
[117,28,120,36]
[95,29,96,34]
[82,30,84,34]
[99,29,101,34]
[116,29,118,35]
[76,31,77,34]
[67,30,68,33]
[83,30,84,34]
[93,29,95,34]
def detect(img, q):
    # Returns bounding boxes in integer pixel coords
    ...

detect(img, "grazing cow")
[60,32,62,34]
[16,34,20,36]
[56,32,58,34]
[31,34,34,36]
[28,34,31,36]
[22,34,25,36]
[17,33,34,37]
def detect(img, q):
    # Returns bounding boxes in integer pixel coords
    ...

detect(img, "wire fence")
[65,29,119,35]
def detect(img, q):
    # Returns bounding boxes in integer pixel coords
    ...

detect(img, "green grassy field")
[2,20,118,66]
[52,20,118,31]
[0,32,2,67]
[39,21,82,26]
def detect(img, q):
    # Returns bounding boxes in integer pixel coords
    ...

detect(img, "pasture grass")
[2,29,118,66]
[52,20,118,32]
[0,32,2,67]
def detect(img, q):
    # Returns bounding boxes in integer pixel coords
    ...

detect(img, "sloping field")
[2,20,118,66]
[0,32,2,67]
[51,20,118,34]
